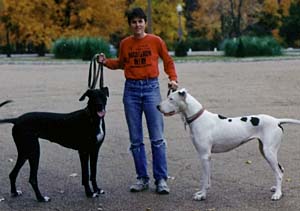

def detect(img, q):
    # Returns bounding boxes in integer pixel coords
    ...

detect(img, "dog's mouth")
[162,111,176,117]
[97,110,106,118]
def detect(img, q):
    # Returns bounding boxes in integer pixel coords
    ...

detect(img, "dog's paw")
[37,196,51,202]
[193,191,207,201]
[43,196,51,202]
[91,189,105,198]
[271,191,282,201]
[92,193,99,198]
[95,188,105,195]
[11,190,22,197]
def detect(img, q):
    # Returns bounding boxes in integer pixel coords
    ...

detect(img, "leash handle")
[88,54,102,89]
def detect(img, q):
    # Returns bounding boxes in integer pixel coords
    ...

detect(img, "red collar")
[186,108,205,124]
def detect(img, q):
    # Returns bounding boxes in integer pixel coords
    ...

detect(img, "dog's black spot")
[228,119,232,122]
[278,124,284,132]
[250,117,260,126]
[278,163,284,173]
[218,115,227,120]
[240,117,247,122]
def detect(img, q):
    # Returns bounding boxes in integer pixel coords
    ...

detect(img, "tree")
[130,0,186,42]
[191,0,266,39]
[280,0,300,47]
[0,0,127,55]
[0,0,61,55]
[56,0,127,39]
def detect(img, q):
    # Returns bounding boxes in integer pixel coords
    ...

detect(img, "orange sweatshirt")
[105,34,177,81]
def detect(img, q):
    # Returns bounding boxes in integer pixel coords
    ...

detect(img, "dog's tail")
[0,100,12,108]
[0,118,17,124]
[0,100,16,124]
[278,118,300,125]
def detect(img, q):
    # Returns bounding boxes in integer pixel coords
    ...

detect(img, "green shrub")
[174,41,188,57]
[80,37,111,60]
[221,36,282,57]
[186,38,213,51]
[51,37,111,60]
[51,37,80,59]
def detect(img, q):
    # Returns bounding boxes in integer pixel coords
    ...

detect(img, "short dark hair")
[126,7,147,25]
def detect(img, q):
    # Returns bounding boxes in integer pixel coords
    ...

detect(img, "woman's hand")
[97,53,106,64]
[168,80,178,91]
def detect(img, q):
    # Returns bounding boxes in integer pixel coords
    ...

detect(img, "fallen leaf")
[245,160,252,164]
[69,173,78,177]
[168,176,175,180]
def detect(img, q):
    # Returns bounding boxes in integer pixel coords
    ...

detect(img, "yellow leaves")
[132,0,186,42]
[1,1,297,52]
[79,7,93,23]
[263,0,279,14]
[272,29,284,43]
[0,0,186,49]
[280,0,292,16]
[0,0,128,47]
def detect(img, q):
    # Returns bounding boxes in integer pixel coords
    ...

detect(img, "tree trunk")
[5,28,11,57]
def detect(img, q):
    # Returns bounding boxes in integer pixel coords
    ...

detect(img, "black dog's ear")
[79,90,89,101]
[102,87,109,97]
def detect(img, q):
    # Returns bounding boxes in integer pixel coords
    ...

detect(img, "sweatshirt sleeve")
[105,58,122,70]
[105,41,124,70]
[159,39,178,81]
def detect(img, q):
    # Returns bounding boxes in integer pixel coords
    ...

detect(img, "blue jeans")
[123,78,168,183]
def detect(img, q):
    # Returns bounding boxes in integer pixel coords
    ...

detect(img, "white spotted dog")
[157,88,300,201]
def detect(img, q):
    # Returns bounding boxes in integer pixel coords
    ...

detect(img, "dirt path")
[0,59,300,211]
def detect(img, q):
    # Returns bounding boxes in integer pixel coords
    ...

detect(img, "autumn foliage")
[0,0,127,53]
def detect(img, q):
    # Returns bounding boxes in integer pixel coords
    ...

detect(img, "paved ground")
[0,59,300,211]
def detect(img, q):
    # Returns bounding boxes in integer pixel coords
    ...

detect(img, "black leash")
[88,54,104,89]
[167,83,177,96]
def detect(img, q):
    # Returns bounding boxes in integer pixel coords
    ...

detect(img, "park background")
[1,1,300,211]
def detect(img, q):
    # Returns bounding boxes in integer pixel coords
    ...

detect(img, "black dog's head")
[79,88,109,118]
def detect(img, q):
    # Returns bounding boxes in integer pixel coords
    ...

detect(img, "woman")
[98,7,178,194]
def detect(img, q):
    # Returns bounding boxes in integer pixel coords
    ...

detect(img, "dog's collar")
[186,108,205,124]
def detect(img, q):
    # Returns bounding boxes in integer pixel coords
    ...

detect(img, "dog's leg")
[79,151,94,197]
[264,150,283,200]
[10,132,28,198]
[90,147,104,195]
[193,153,211,201]
[9,156,26,197]
[28,141,50,202]
[260,134,284,200]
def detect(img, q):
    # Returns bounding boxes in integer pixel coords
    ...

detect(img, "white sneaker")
[156,179,170,194]
[130,179,149,192]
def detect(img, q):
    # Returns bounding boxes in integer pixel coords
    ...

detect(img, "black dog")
[0,88,108,202]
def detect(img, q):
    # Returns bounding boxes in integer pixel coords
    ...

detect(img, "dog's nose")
[156,105,161,111]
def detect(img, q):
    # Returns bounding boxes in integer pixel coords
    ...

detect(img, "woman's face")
[130,17,146,38]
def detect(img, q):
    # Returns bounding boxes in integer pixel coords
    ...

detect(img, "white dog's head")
[157,88,188,117]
